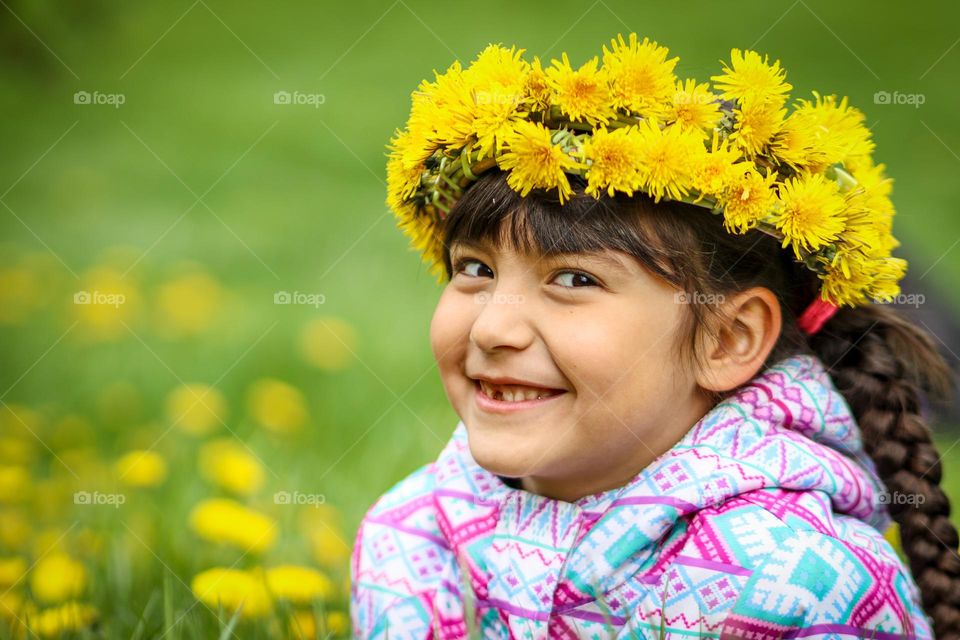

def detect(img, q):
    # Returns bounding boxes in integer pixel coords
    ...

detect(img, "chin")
[463,423,530,477]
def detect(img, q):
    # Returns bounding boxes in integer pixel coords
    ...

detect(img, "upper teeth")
[479,380,559,402]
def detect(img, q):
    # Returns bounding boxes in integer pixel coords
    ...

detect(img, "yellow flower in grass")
[718,165,778,234]
[247,378,309,434]
[289,610,350,639]
[0,465,31,504]
[115,450,167,488]
[545,53,615,126]
[0,590,32,625]
[298,316,357,371]
[199,438,265,497]
[191,567,272,619]
[633,119,705,203]
[264,565,334,604]
[730,100,785,157]
[691,132,744,201]
[29,601,98,637]
[602,33,678,118]
[30,553,86,603]
[0,556,26,588]
[668,78,722,135]
[582,126,645,197]
[189,498,277,553]
[498,120,580,203]
[165,383,227,436]
[711,48,792,108]
[774,173,848,259]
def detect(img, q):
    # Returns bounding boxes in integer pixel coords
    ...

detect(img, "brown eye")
[552,271,598,288]
[454,258,494,279]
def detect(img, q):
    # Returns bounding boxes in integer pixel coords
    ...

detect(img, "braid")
[808,304,960,638]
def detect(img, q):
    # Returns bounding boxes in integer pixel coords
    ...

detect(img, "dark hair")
[439,169,960,636]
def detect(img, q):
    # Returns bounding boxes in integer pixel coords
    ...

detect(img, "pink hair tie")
[797,296,840,336]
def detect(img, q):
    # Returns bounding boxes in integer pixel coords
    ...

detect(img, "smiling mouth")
[474,379,566,403]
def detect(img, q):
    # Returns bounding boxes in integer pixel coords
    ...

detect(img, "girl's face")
[430,236,714,502]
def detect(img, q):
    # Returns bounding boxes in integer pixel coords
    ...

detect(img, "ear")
[695,287,782,393]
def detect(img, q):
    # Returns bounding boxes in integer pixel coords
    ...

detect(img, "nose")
[469,288,535,353]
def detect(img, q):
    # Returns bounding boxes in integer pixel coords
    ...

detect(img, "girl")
[351,34,960,638]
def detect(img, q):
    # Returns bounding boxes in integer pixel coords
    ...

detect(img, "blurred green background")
[1,1,959,637]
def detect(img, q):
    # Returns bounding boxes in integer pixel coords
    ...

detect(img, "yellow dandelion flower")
[165,383,227,437]
[691,132,744,201]
[154,270,224,338]
[497,120,580,203]
[718,165,778,234]
[247,378,308,434]
[29,601,98,637]
[198,438,265,497]
[189,498,277,553]
[191,567,272,619]
[633,119,705,202]
[582,126,645,197]
[0,556,26,588]
[791,92,874,171]
[524,56,551,113]
[545,53,615,126]
[264,565,335,604]
[386,129,430,204]
[866,255,907,302]
[30,553,86,603]
[0,465,30,504]
[465,43,529,93]
[711,48,792,108]
[408,61,476,150]
[668,78,722,135]
[602,33,678,117]
[466,45,530,159]
[819,263,873,308]
[306,521,351,568]
[768,108,823,170]
[730,99,785,157]
[774,173,848,258]
[115,450,167,488]
[298,316,357,371]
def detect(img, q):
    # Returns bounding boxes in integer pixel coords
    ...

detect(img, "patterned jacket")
[350,355,933,638]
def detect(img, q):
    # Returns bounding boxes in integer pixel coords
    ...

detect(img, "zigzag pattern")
[351,355,934,639]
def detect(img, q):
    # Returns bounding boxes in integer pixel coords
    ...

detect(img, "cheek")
[430,290,472,381]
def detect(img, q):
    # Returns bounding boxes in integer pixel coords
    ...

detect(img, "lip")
[473,379,568,414]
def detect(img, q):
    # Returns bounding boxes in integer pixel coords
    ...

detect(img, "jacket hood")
[430,353,892,610]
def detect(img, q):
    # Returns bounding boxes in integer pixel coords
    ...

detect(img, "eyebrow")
[450,240,630,275]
